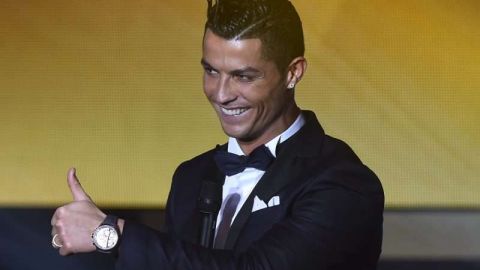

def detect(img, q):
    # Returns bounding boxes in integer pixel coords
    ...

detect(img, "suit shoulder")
[175,147,217,172]
[171,145,223,186]
[321,135,362,162]
[315,135,383,197]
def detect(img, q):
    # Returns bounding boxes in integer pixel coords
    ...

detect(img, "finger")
[52,233,63,250]
[51,214,56,226]
[59,249,71,256]
[58,241,71,256]
[67,168,91,202]
[51,206,62,226]
[59,249,70,256]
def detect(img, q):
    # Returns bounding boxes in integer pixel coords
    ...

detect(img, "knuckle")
[56,206,66,217]
[57,233,67,245]
[59,248,68,256]
[54,220,63,228]
[63,241,72,251]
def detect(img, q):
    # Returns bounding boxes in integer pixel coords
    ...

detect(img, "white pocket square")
[252,195,280,212]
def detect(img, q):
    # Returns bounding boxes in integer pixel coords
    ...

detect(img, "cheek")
[255,89,288,116]
[203,77,215,99]
[243,87,278,108]
[238,84,267,103]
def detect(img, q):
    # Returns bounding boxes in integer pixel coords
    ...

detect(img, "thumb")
[67,168,92,201]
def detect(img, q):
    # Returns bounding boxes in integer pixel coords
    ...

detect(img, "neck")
[238,105,300,155]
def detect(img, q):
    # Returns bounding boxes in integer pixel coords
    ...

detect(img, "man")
[51,0,384,269]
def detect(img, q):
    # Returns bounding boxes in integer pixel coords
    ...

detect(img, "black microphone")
[197,181,222,248]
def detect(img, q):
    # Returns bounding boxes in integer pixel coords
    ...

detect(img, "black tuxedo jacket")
[116,111,384,270]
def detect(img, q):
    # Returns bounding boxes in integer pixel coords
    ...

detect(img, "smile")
[220,107,249,116]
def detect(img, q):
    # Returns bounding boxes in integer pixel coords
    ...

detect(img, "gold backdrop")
[0,0,478,208]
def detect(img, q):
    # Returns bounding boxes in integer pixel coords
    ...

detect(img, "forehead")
[202,29,268,69]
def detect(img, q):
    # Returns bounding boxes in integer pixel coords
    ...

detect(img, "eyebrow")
[200,58,263,76]
[200,58,213,69]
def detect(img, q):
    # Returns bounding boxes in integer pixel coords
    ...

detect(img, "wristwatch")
[92,215,121,253]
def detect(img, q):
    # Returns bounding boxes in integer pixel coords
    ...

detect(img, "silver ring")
[52,234,63,248]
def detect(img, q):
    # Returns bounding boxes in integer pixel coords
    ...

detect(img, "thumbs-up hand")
[51,168,106,256]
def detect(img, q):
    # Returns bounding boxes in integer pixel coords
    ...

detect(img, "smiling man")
[51,0,384,269]
[201,28,303,154]
[201,0,306,156]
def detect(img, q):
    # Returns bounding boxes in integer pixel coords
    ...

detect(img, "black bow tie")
[214,145,275,176]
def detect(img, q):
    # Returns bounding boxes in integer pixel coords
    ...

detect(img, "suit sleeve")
[115,163,383,270]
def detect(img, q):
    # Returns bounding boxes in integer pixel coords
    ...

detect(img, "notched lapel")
[223,154,303,249]
[192,147,226,245]
[221,111,326,250]
[204,144,227,185]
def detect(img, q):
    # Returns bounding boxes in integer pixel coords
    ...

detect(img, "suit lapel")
[223,154,301,249]
[189,145,225,245]
[223,111,325,249]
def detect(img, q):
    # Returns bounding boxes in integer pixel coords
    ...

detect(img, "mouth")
[220,107,250,116]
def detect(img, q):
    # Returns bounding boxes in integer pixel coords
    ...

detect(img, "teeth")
[221,107,248,116]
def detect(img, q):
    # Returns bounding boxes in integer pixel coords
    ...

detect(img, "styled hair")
[205,0,304,72]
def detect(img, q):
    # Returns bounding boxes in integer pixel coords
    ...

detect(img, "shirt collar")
[227,113,305,157]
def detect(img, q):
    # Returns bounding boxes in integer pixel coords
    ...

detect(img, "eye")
[203,66,219,76]
[234,74,255,83]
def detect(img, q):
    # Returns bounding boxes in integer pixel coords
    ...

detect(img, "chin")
[221,127,243,139]
[220,124,247,140]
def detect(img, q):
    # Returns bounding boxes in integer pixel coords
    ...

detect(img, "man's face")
[201,29,295,145]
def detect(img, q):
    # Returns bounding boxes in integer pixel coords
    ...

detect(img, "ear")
[286,57,307,90]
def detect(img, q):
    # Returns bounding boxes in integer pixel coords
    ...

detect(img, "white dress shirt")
[215,113,306,231]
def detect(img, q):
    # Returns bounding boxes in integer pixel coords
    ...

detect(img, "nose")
[215,75,236,104]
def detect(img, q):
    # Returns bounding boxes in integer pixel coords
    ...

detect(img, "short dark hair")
[205,0,305,72]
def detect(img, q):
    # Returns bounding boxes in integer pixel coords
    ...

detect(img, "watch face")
[93,225,119,250]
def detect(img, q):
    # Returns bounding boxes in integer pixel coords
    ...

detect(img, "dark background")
[2,208,480,270]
